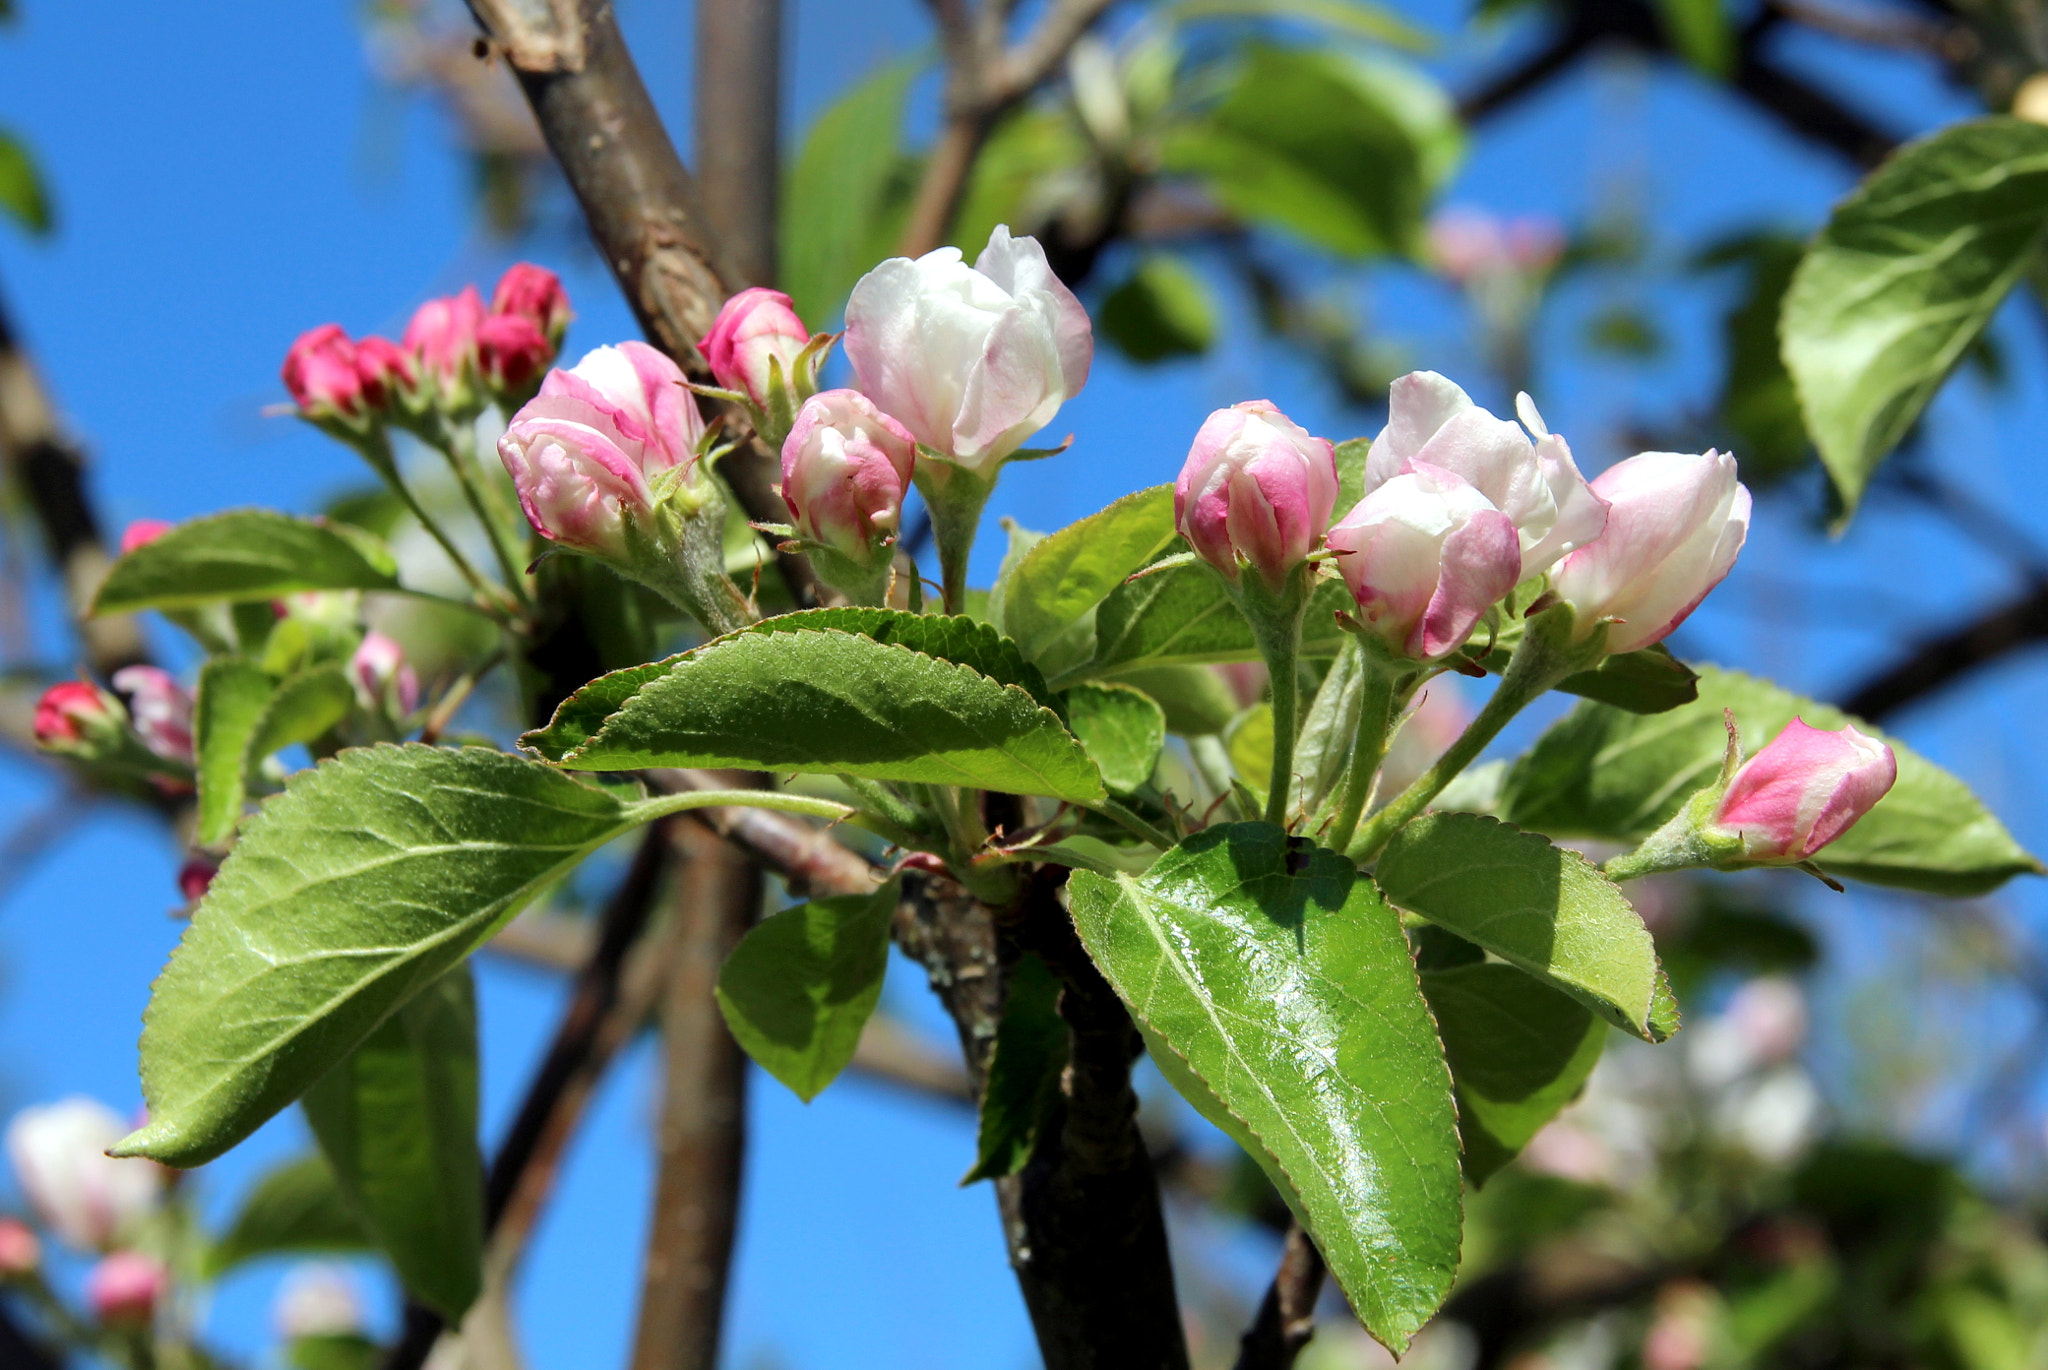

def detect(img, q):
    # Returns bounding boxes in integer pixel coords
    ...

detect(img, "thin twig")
[1232,1223,1327,1370]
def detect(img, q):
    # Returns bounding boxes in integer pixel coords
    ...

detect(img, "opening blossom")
[111,665,194,765]
[1175,400,1338,589]
[1326,464,1522,660]
[1713,718,1897,863]
[5,1099,162,1251]
[350,631,420,717]
[780,390,916,564]
[702,287,811,412]
[844,225,1092,471]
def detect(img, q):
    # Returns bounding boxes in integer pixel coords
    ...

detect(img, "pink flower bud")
[491,263,572,347]
[177,856,218,905]
[1174,400,1339,588]
[780,390,916,562]
[1551,451,1751,653]
[110,666,194,765]
[1712,718,1896,863]
[33,681,125,753]
[281,325,366,422]
[0,1219,39,1278]
[5,1099,162,1251]
[119,520,172,556]
[702,287,810,410]
[351,631,420,716]
[401,286,486,405]
[845,225,1092,470]
[1326,463,1522,660]
[87,1251,167,1325]
[353,336,413,412]
[477,313,552,396]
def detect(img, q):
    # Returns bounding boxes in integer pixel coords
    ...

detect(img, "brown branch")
[1232,1224,1327,1370]
[695,0,782,288]
[1837,579,2048,721]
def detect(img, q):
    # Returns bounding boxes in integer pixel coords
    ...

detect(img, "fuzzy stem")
[354,428,508,616]
[1234,567,1314,828]
[1325,659,1404,855]
[441,417,535,610]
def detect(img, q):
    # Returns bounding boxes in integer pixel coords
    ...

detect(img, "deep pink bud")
[1713,718,1896,862]
[33,681,123,753]
[281,325,366,421]
[87,1251,167,1324]
[401,286,486,402]
[702,287,809,409]
[351,631,420,716]
[1174,401,1338,588]
[353,336,413,411]
[1551,450,1751,653]
[491,263,572,347]
[119,520,172,556]
[177,856,218,905]
[780,390,916,562]
[110,666,193,765]
[478,313,552,395]
[0,1219,39,1278]
[1325,463,1522,659]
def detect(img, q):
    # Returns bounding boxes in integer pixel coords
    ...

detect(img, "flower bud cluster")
[34,670,194,780]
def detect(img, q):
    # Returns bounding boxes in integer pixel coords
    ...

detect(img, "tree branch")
[1837,578,2048,721]
[695,0,782,288]
[1232,1224,1327,1370]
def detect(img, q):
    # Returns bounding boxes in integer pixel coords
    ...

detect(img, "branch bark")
[1232,1224,1327,1370]
[1838,578,2048,722]
[695,0,782,287]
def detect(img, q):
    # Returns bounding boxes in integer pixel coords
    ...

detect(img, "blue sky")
[0,2,2039,1367]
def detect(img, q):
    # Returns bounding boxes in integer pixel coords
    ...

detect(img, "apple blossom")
[843,225,1091,470]
[351,631,420,717]
[1550,450,1751,653]
[0,1219,38,1279]
[1175,400,1339,590]
[274,1264,366,1340]
[1326,464,1522,660]
[780,389,916,573]
[5,1099,161,1251]
[490,262,572,348]
[87,1251,168,1325]
[281,325,367,423]
[1712,719,1896,863]
[702,287,811,412]
[111,666,194,765]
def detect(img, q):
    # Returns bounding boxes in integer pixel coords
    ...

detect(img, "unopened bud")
[1175,400,1338,590]
[177,856,218,906]
[490,263,572,349]
[87,1251,167,1325]
[119,521,172,556]
[353,336,414,414]
[282,325,368,426]
[351,632,420,717]
[5,1099,162,1251]
[477,313,552,404]
[1712,718,1895,863]
[0,1219,40,1279]
[33,682,127,757]
[701,287,811,415]
[401,287,485,414]
[781,390,916,570]
[1326,464,1521,661]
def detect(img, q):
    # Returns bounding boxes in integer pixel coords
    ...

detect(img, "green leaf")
[1420,962,1605,1185]
[1112,663,1240,735]
[1333,435,1372,513]
[92,510,401,614]
[1064,683,1166,795]
[1163,45,1460,258]
[781,58,920,321]
[205,1153,370,1277]
[193,658,276,847]
[1166,0,1434,50]
[245,665,356,767]
[1373,812,1674,1042]
[1500,666,2043,896]
[302,966,483,1320]
[119,745,655,1166]
[527,627,1104,803]
[950,107,1091,259]
[1782,118,2048,523]
[1070,824,1462,1352]
[963,953,1069,1183]
[1098,257,1219,363]
[1699,230,1813,484]
[1554,645,1700,715]
[997,486,1179,666]
[0,130,50,235]
[715,879,899,1103]
[1652,0,1732,75]
[290,1335,381,1370]
[1083,557,1351,680]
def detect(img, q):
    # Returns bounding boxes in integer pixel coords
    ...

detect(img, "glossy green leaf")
[963,953,1069,1184]
[716,880,898,1103]
[1065,683,1166,794]
[1113,663,1240,735]
[193,657,276,847]
[205,1153,370,1277]
[781,58,919,321]
[1374,812,1674,1042]
[93,510,401,613]
[1420,962,1605,1185]
[1554,646,1700,715]
[1501,667,2043,895]
[1098,257,1219,363]
[1084,558,1351,680]
[246,665,356,768]
[1782,118,2048,522]
[1070,824,1462,1352]
[303,966,483,1320]
[0,129,50,234]
[118,745,662,1166]
[998,486,1179,666]
[528,627,1104,803]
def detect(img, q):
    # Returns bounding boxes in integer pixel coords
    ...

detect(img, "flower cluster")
[4,1098,169,1325]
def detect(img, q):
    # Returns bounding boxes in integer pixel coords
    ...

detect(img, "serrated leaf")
[245,665,356,766]
[1065,683,1165,794]
[1373,812,1674,1042]
[205,1153,370,1277]
[0,129,50,235]
[1782,118,2048,523]
[302,966,482,1320]
[93,510,401,613]
[782,58,920,322]
[194,657,276,847]
[1419,963,1605,1185]
[1500,666,2042,896]
[1083,558,1351,681]
[119,746,655,1166]
[963,953,1069,1183]
[997,486,1179,665]
[528,627,1104,803]
[1069,824,1462,1352]
[716,880,898,1103]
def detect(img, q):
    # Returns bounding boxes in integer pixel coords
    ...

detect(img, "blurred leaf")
[303,966,483,1321]
[716,879,898,1103]
[0,130,49,235]
[782,58,921,322]
[193,657,275,848]
[1225,702,1273,791]
[290,1336,381,1370]
[206,1153,370,1277]
[1065,682,1166,793]
[950,107,1090,257]
[1583,306,1663,358]
[1782,118,2048,524]
[1113,663,1239,735]
[963,953,1068,1183]
[1166,0,1434,50]
[93,510,400,614]
[1653,0,1733,76]
[1698,230,1812,483]
[1098,256,1220,362]
[1659,893,1817,995]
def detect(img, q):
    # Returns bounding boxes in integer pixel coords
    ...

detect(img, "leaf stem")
[354,428,510,619]
[438,416,535,612]
[1231,566,1314,828]
[1093,796,1177,850]
[1325,658,1405,855]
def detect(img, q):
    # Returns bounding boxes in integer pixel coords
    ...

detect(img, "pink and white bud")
[1174,401,1339,589]
[119,521,172,556]
[1551,450,1750,653]
[780,390,916,562]
[401,286,485,406]
[350,632,420,717]
[5,1099,162,1251]
[352,336,413,412]
[1712,718,1895,863]
[477,313,552,396]
[87,1252,167,1325]
[1364,372,1605,578]
[0,1219,39,1278]
[702,288,810,410]
[281,325,366,422]
[1326,464,1522,660]
[110,666,194,765]
[490,262,572,348]
[274,1264,366,1340]
[844,225,1092,471]
[33,681,126,755]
